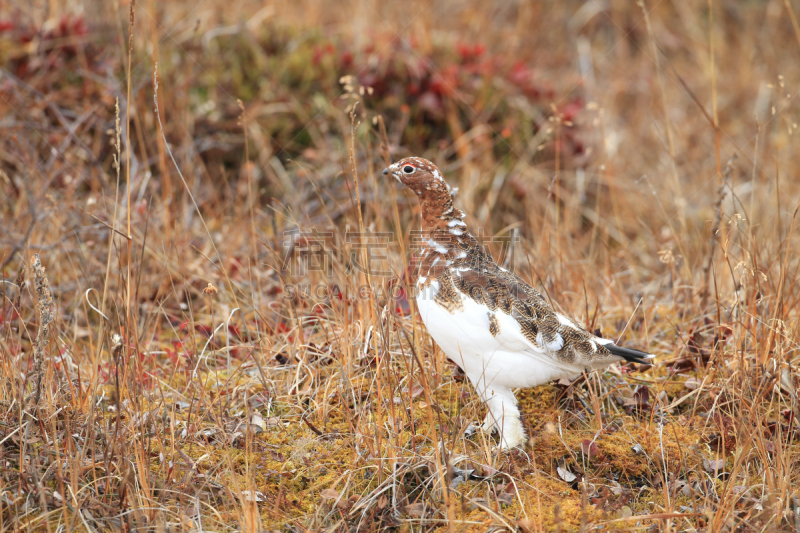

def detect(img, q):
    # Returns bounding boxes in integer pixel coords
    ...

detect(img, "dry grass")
[1,0,800,531]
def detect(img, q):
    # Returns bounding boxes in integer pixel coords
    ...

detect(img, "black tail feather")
[606,343,655,365]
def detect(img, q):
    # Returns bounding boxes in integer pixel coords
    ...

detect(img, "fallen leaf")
[497,492,514,506]
[320,488,340,501]
[633,385,650,406]
[779,368,796,395]
[449,476,465,489]
[478,464,498,478]
[451,466,475,479]
[405,502,425,517]
[688,329,707,357]
[609,480,624,495]
[684,377,702,390]
[706,432,736,455]
[658,390,670,404]
[581,439,599,458]
[557,466,576,483]
[250,412,265,430]
[703,458,726,473]
[666,358,696,371]
[270,451,285,462]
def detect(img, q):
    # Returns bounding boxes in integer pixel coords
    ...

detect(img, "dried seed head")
[111,333,123,355]
[203,283,218,295]
[658,249,675,265]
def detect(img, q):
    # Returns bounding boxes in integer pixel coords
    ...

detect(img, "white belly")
[415,282,585,392]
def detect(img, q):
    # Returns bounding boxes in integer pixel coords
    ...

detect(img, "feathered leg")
[475,383,525,449]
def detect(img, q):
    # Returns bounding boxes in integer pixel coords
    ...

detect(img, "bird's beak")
[382,168,389,175]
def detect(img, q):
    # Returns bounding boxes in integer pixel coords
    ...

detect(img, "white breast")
[415,279,586,392]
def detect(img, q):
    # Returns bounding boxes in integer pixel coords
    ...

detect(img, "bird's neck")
[416,195,486,279]
[416,224,484,280]
[418,189,464,233]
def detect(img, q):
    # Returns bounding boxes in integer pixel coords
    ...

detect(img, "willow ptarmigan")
[383,157,654,449]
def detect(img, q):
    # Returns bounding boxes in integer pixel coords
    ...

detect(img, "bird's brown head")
[382,157,444,191]
[382,157,463,228]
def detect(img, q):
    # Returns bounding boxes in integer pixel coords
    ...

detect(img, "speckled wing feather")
[450,249,610,365]
[423,229,651,366]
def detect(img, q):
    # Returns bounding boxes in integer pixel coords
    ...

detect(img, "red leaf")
[581,439,599,458]
[320,488,340,501]
[633,385,651,406]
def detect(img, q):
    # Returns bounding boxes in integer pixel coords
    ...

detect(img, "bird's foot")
[462,415,498,440]
[496,417,526,450]
[463,422,479,438]
[467,413,525,449]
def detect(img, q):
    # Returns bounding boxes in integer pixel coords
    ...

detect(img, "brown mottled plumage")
[488,312,500,337]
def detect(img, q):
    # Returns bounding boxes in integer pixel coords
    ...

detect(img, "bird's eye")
[403,165,414,173]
